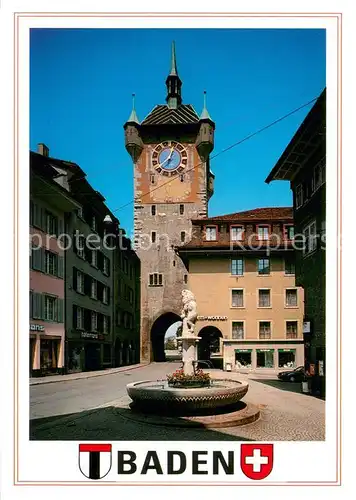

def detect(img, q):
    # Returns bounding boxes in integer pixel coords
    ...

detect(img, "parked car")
[278,366,305,382]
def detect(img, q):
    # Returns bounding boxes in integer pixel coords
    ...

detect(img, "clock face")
[152,141,188,177]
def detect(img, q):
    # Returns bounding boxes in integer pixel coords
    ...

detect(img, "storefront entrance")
[39,338,60,374]
[256,349,274,368]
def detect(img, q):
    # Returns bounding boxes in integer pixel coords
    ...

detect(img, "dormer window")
[257,225,270,241]
[205,226,217,241]
[230,225,244,241]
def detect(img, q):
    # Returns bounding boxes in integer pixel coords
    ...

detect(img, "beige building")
[178,207,305,373]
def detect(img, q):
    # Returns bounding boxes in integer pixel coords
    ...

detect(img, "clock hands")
[158,147,174,169]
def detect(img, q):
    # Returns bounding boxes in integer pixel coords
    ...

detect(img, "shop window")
[232,321,244,339]
[205,226,217,241]
[278,349,296,368]
[286,321,298,339]
[230,226,244,241]
[231,289,244,308]
[231,258,244,276]
[285,289,298,307]
[235,350,252,369]
[256,349,274,368]
[40,339,59,372]
[149,273,163,287]
[258,258,270,275]
[103,344,111,363]
[259,321,271,339]
[284,256,295,275]
[258,289,271,308]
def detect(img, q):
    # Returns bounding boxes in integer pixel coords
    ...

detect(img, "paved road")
[30,362,181,420]
[30,363,325,441]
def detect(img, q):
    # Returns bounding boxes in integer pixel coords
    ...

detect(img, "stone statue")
[181,289,198,337]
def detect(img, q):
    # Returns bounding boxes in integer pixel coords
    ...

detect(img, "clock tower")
[124,42,215,362]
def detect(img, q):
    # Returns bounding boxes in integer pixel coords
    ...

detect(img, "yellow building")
[178,207,305,373]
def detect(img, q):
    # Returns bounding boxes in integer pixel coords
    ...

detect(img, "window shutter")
[41,247,46,273]
[29,291,33,319]
[57,255,64,278]
[41,208,47,232]
[32,292,42,319]
[73,305,77,328]
[73,268,77,290]
[58,217,64,236]
[57,298,64,323]
[32,246,41,271]
[41,294,46,320]
[84,274,90,296]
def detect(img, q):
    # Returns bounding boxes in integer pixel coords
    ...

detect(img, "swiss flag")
[240,444,273,480]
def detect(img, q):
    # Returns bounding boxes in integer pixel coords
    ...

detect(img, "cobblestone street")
[30,362,325,441]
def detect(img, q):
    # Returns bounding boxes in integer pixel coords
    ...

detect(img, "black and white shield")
[79,443,112,480]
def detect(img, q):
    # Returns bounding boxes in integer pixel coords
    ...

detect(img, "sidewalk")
[30,363,148,386]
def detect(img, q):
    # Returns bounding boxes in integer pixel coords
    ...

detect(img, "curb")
[30,363,149,386]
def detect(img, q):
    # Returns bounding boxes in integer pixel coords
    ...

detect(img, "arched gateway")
[197,326,223,363]
[150,312,181,362]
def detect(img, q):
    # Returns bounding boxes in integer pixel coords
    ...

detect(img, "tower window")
[150,174,156,184]
[181,231,186,243]
[179,204,184,215]
[151,231,156,243]
[184,274,188,284]
[180,174,185,182]
[151,205,156,216]
[173,260,176,267]
[149,273,163,287]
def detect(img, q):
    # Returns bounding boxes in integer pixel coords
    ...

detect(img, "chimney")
[37,143,49,157]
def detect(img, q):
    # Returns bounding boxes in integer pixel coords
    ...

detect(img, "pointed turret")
[124,93,143,162]
[196,90,215,160]
[165,41,182,109]
[127,93,140,124]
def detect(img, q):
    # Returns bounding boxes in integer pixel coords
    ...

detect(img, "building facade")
[124,42,214,362]
[178,208,305,373]
[265,89,326,393]
[30,148,80,376]
[113,231,141,367]
[32,144,140,375]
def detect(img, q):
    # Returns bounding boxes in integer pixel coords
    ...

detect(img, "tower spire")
[127,93,140,124]
[200,90,212,121]
[169,41,178,76]
[166,41,182,109]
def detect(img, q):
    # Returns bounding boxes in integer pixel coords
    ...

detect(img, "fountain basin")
[126,379,249,414]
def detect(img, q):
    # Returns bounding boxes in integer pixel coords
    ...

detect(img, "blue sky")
[30,28,325,236]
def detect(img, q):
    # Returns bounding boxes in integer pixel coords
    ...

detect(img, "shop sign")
[30,324,45,332]
[81,332,99,340]
[303,321,311,333]
[197,315,228,321]
[318,360,324,376]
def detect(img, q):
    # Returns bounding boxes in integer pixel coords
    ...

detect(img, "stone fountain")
[126,291,259,426]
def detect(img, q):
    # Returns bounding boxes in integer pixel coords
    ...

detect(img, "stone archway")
[197,326,223,362]
[150,312,181,362]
